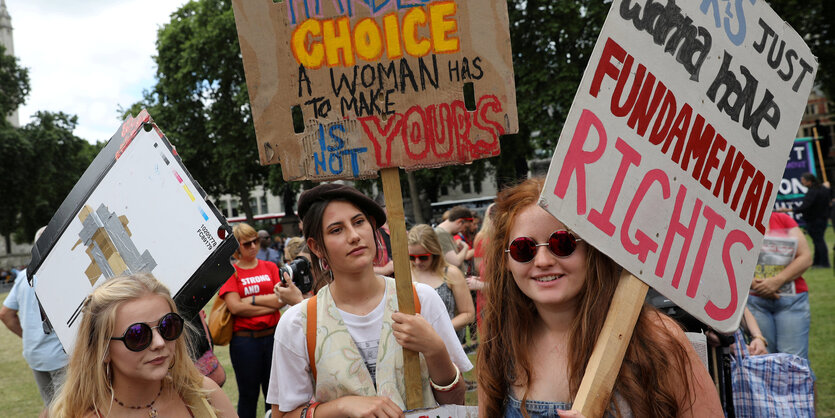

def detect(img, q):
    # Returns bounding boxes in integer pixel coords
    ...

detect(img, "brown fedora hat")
[297,183,386,228]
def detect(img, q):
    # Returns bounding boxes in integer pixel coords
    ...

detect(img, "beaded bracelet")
[430,363,461,392]
[306,401,322,418]
[753,335,768,347]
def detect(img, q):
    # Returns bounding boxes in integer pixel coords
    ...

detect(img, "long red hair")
[477,178,694,417]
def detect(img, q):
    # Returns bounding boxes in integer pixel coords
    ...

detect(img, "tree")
[15,112,100,244]
[0,112,98,253]
[125,0,286,222]
[0,126,30,253]
[0,44,31,253]
[767,0,835,101]
[0,44,29,120]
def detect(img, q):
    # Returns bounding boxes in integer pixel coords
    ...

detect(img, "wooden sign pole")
[380,167,422,410]
[813,127,828,183]
[572,270,649,418]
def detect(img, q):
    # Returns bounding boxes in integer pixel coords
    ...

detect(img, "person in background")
[469,203,495,329]
[271,234,286,259]
[453,215,478,276]
[434,206,474,270]
[257,229,284,267]
[408,224,475,342]
[795,173,831,267]
[478,178,721,417]
[220,222,286,418]
[0,227,68,411]
[747,212,813,359]
[372,194,394,277]
[284,236,306,262]
[267,183,470,417]
[49,273,235,417]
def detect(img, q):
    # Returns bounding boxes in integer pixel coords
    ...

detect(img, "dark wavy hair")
[477,178,695,417]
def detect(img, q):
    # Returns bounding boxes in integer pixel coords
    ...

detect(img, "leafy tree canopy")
[0,111,99,252]
[0,44,29,120]
[124,0,287,221]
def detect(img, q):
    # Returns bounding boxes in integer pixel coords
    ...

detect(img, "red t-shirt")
[219,260,282,331]
[765,213,808,293]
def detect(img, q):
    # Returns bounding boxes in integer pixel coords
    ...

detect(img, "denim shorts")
[747,292,810,360]
[503,393,572,418]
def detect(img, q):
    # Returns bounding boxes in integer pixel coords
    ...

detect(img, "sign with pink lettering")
[231,0,517,180]
[540,0,817,332]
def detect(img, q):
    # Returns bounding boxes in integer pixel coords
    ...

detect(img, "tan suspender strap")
[307,296,318,381]
[305,283,421,383]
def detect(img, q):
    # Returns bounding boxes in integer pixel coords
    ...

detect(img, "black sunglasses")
[409,253,432,261]
[505,230,583,263]
[241,238,259,248]
[111,312,184,352]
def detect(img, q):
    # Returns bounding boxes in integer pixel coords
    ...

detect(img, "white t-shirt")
[266,282,473,412]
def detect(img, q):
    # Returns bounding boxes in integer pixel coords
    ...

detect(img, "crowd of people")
[0,176,824,417]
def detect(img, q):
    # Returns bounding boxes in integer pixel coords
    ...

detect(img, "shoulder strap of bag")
[305,283,421,382]
[306,296,318,381]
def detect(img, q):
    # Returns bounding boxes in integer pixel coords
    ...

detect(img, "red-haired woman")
[477,178,722,417]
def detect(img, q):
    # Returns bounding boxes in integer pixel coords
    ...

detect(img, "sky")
[6,0,191,143]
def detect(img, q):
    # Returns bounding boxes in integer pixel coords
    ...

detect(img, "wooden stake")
[380,167,422,410]
[813,127,828,183]
[573,271,649,418]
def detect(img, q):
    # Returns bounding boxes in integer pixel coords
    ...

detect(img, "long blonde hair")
[407,224,448,276]
[50,273,215,417]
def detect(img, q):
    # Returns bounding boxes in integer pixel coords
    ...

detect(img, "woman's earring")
[319,259,329,271]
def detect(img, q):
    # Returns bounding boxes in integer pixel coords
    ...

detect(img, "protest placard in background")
[231,0,518,181]
[28,111,237,352]
[540,0,817,332]
[775,137,817,224]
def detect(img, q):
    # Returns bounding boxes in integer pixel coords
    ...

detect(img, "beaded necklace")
[114,384,163,417]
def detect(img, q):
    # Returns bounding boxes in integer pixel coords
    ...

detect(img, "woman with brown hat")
[266,183,471,418]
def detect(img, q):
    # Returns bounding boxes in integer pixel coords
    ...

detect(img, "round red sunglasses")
[409,253,432,261]
[505,230,583,263]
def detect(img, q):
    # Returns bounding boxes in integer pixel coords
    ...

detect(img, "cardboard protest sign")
[405,405,477,418]
[540,0,817,333]
[27,111,237,352]
[231,0,518,180]
[775,137,816,224]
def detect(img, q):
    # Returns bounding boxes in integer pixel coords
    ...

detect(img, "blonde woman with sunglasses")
[49,273,235,417]
[218,222,285,418]
[408,224,475,341]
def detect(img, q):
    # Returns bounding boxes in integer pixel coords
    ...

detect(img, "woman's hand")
[466,276,484,291]
[751,277,781,299]
[748,337,768,355]
[274,273,303,306]
[391,312,445,357]
[335,396,404,418]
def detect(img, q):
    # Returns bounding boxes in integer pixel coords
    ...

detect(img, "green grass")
[806,229,835,416]
[1,229,833,416]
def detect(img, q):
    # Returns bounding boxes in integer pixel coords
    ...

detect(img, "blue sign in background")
[775,137,818,225]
